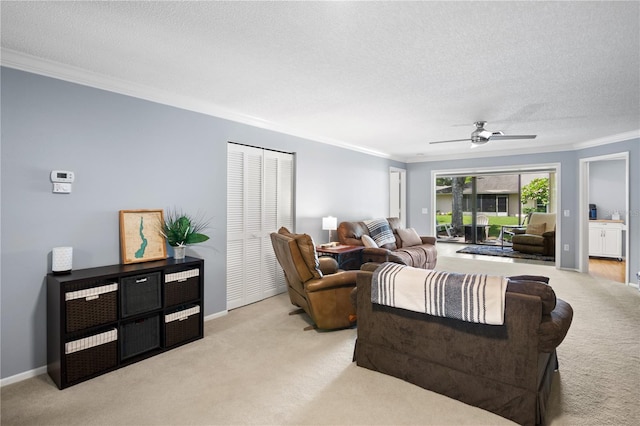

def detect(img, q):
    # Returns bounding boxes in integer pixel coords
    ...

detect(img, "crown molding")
[0,49,390,159]
[2,49,635,163]
[570,130,640,149]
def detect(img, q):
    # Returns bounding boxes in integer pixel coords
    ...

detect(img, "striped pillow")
[364,218,396,247]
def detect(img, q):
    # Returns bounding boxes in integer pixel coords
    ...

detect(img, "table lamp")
[322,216,337,243]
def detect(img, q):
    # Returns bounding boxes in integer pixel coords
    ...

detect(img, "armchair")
[511,212,556,256]
[270,228,358,330]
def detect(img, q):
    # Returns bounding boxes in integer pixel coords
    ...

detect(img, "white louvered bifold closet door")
[227,143,293,310]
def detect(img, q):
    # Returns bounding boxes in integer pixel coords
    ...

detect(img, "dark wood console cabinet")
[47,256,204,389]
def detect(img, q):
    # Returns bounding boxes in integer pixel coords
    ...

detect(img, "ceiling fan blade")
[428,138,471,145]
[490,134,537,140]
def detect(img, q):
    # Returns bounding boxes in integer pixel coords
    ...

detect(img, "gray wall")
[2,66,637,381]
[406,141,639,280]
[0,68,402,379]
[589,159,626,220]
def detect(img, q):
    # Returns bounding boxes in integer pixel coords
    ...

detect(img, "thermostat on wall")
[51,170,75,194]
[51,170,75,183]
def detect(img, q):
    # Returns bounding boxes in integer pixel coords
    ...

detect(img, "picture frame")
[119,209,167,264]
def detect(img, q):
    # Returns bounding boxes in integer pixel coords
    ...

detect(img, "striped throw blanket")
[372,262,507,325]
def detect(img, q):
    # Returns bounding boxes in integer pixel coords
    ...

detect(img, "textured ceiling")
[1,1,639,161]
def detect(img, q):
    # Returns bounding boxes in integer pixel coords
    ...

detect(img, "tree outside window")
[521,177,549,214]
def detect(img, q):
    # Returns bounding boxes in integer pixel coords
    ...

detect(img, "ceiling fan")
[428,121,537,147]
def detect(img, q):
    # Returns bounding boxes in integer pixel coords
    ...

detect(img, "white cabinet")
[589,221,623,260]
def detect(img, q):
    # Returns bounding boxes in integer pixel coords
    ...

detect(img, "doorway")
[579,152,629,285]
[434,171,555,245]
[389,167,406,226]
[431,164,561,269]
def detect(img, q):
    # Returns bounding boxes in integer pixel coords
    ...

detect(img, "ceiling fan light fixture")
[470,140,488,148]
[427,121,537,146]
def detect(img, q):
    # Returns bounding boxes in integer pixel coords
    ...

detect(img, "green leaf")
[185,233,209,244]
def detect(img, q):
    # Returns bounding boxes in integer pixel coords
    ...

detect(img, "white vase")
[173,246,186,260]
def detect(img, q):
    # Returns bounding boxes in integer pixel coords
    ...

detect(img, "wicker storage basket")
[120,272,161,317]
[65,283,118,333]
[65,329,118,383]
[165,305,201,347]
[164,268,200,307]
[120,314,160,359]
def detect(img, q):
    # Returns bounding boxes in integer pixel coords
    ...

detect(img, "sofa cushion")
[361,234,378,248]
[526,222,546,236]
[507,277,556,315]
[277,228,314,282]
[397,228,422,247]
[278,226,294,238]
[512,233,544,246]
[278,227,322,279]
[364,218,396,248]
[294,233,322,279]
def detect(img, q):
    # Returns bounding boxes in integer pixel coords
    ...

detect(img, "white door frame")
[578,151,630,285]
[389,167,406,226]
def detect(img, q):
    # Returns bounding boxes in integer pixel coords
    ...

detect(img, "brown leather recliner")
[270,228,358,330]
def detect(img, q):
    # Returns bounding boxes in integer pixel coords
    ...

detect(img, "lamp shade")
[322,216,337,231]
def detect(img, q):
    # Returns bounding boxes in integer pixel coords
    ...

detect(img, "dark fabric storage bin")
[120,272,161,317]
[120,315,160,359]
[65,282,118,332]
[65,329,118,383]
[165,305,201,347]
[164,268,200,307]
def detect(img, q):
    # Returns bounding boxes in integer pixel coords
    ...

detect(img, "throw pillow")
[361,234,378,248]
[364,218,396,247]
[397,228,422,247]
[526,222,546,236]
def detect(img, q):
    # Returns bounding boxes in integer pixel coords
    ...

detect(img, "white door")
[227,143,294,310]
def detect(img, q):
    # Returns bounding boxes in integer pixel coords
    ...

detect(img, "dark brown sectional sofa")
[353,267,573,426]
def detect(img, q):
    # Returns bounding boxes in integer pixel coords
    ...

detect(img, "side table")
[316,245,364,270]
[500,225,522,249]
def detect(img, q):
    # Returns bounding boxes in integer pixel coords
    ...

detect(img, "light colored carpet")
[2,255,639,425]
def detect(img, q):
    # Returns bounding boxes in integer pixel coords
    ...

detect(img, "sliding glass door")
[435,171,555,245]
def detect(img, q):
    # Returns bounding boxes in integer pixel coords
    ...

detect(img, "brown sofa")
[338,217,437,269]
[353,266,573,426]
[270,228,358,330]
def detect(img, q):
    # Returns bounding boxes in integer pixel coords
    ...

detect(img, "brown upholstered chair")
[511,212,556,256]
[270,228,358,330]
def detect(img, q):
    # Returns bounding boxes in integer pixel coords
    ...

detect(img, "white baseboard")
[204,310,228,321]
[1,366,47,387]
[1,310,229,387]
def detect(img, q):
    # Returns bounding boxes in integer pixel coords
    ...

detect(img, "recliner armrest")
[420,236,437,245]
[305,270,358,292]
[362,247,391,256]
[542,230,556,238]
[318,256,339,275]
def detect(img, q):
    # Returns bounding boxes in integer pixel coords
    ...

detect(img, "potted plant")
[160,209,210,260]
